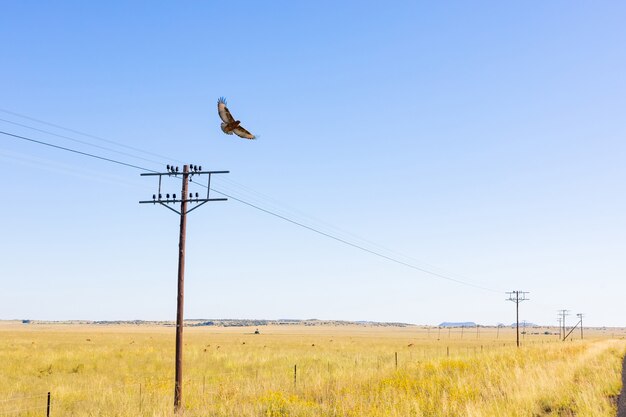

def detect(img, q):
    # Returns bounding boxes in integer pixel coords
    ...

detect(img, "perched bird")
[217,97,256,140]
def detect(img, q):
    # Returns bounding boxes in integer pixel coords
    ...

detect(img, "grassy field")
[0,322,624,416]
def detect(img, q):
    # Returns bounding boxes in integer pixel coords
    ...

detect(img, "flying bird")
[217,97,256,140]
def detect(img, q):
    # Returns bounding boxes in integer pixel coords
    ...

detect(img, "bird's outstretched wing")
[233,126,256,140]
[217,97,235,123]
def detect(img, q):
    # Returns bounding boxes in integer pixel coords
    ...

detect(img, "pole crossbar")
[140,170,229,176]
[139,198,227,205]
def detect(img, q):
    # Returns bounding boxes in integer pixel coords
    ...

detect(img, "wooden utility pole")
[506,291,529,348]
[577,313,584,340]
[140,164,228,412]
[174,164,189,410]
[558,310,570,341]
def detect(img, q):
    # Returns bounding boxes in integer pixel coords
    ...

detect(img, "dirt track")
[618,355,626,417]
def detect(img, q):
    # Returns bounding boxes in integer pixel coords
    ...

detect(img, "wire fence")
[0,393,49,417]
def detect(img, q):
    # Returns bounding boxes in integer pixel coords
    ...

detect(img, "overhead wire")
[211,180,481,281]
[0,109,357,228]
[0,128,502,293]
[210,187,500,293]
[0,117,165,167]
[0,130,156,172]
[0,112,367,241]
[0,108,174,163]
[0,109,433,262]
[0,110,465,274]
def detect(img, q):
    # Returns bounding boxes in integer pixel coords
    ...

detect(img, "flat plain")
[1,322,624,416]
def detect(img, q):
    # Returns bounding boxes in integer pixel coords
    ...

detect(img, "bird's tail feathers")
[220,122,234,134]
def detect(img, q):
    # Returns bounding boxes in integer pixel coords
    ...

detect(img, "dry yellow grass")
[0,323,624,416]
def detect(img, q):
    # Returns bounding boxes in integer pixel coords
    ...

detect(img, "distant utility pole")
[558,310,570,341]
[140,164,228,413]
[563,313,583,341]
[557,316,562,340]
[577,313,584,340]
[506,291,529,348]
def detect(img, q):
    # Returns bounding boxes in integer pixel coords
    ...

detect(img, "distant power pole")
[140,164,228,413]
[557,316,562,340]
[558,310,570,341]
[563,313,584,341]
[506,291,529,348]
[577,313,584,340]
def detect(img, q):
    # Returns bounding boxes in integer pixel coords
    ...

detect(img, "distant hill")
[510,322,540,328]
[438,322,477,328]
[190,319,413,327]
[21,318,414,328]
[437,322,543,328]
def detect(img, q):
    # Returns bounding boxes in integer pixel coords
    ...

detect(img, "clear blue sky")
[1,2,624,326]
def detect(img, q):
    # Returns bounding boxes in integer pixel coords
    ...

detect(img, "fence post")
[46,392,50,417]
[446,346,449,357]
[395,352,398,370]
[294,365,297,388]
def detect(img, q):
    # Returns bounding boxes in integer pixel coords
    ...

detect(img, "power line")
[212,189,499,292]
[0,108,461,275]
[0,117,165,167]
[0,107,174,162]
[1,130,156,172]
[214,179,466,278]
[1,128,501,293]
[0,109,414,251]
